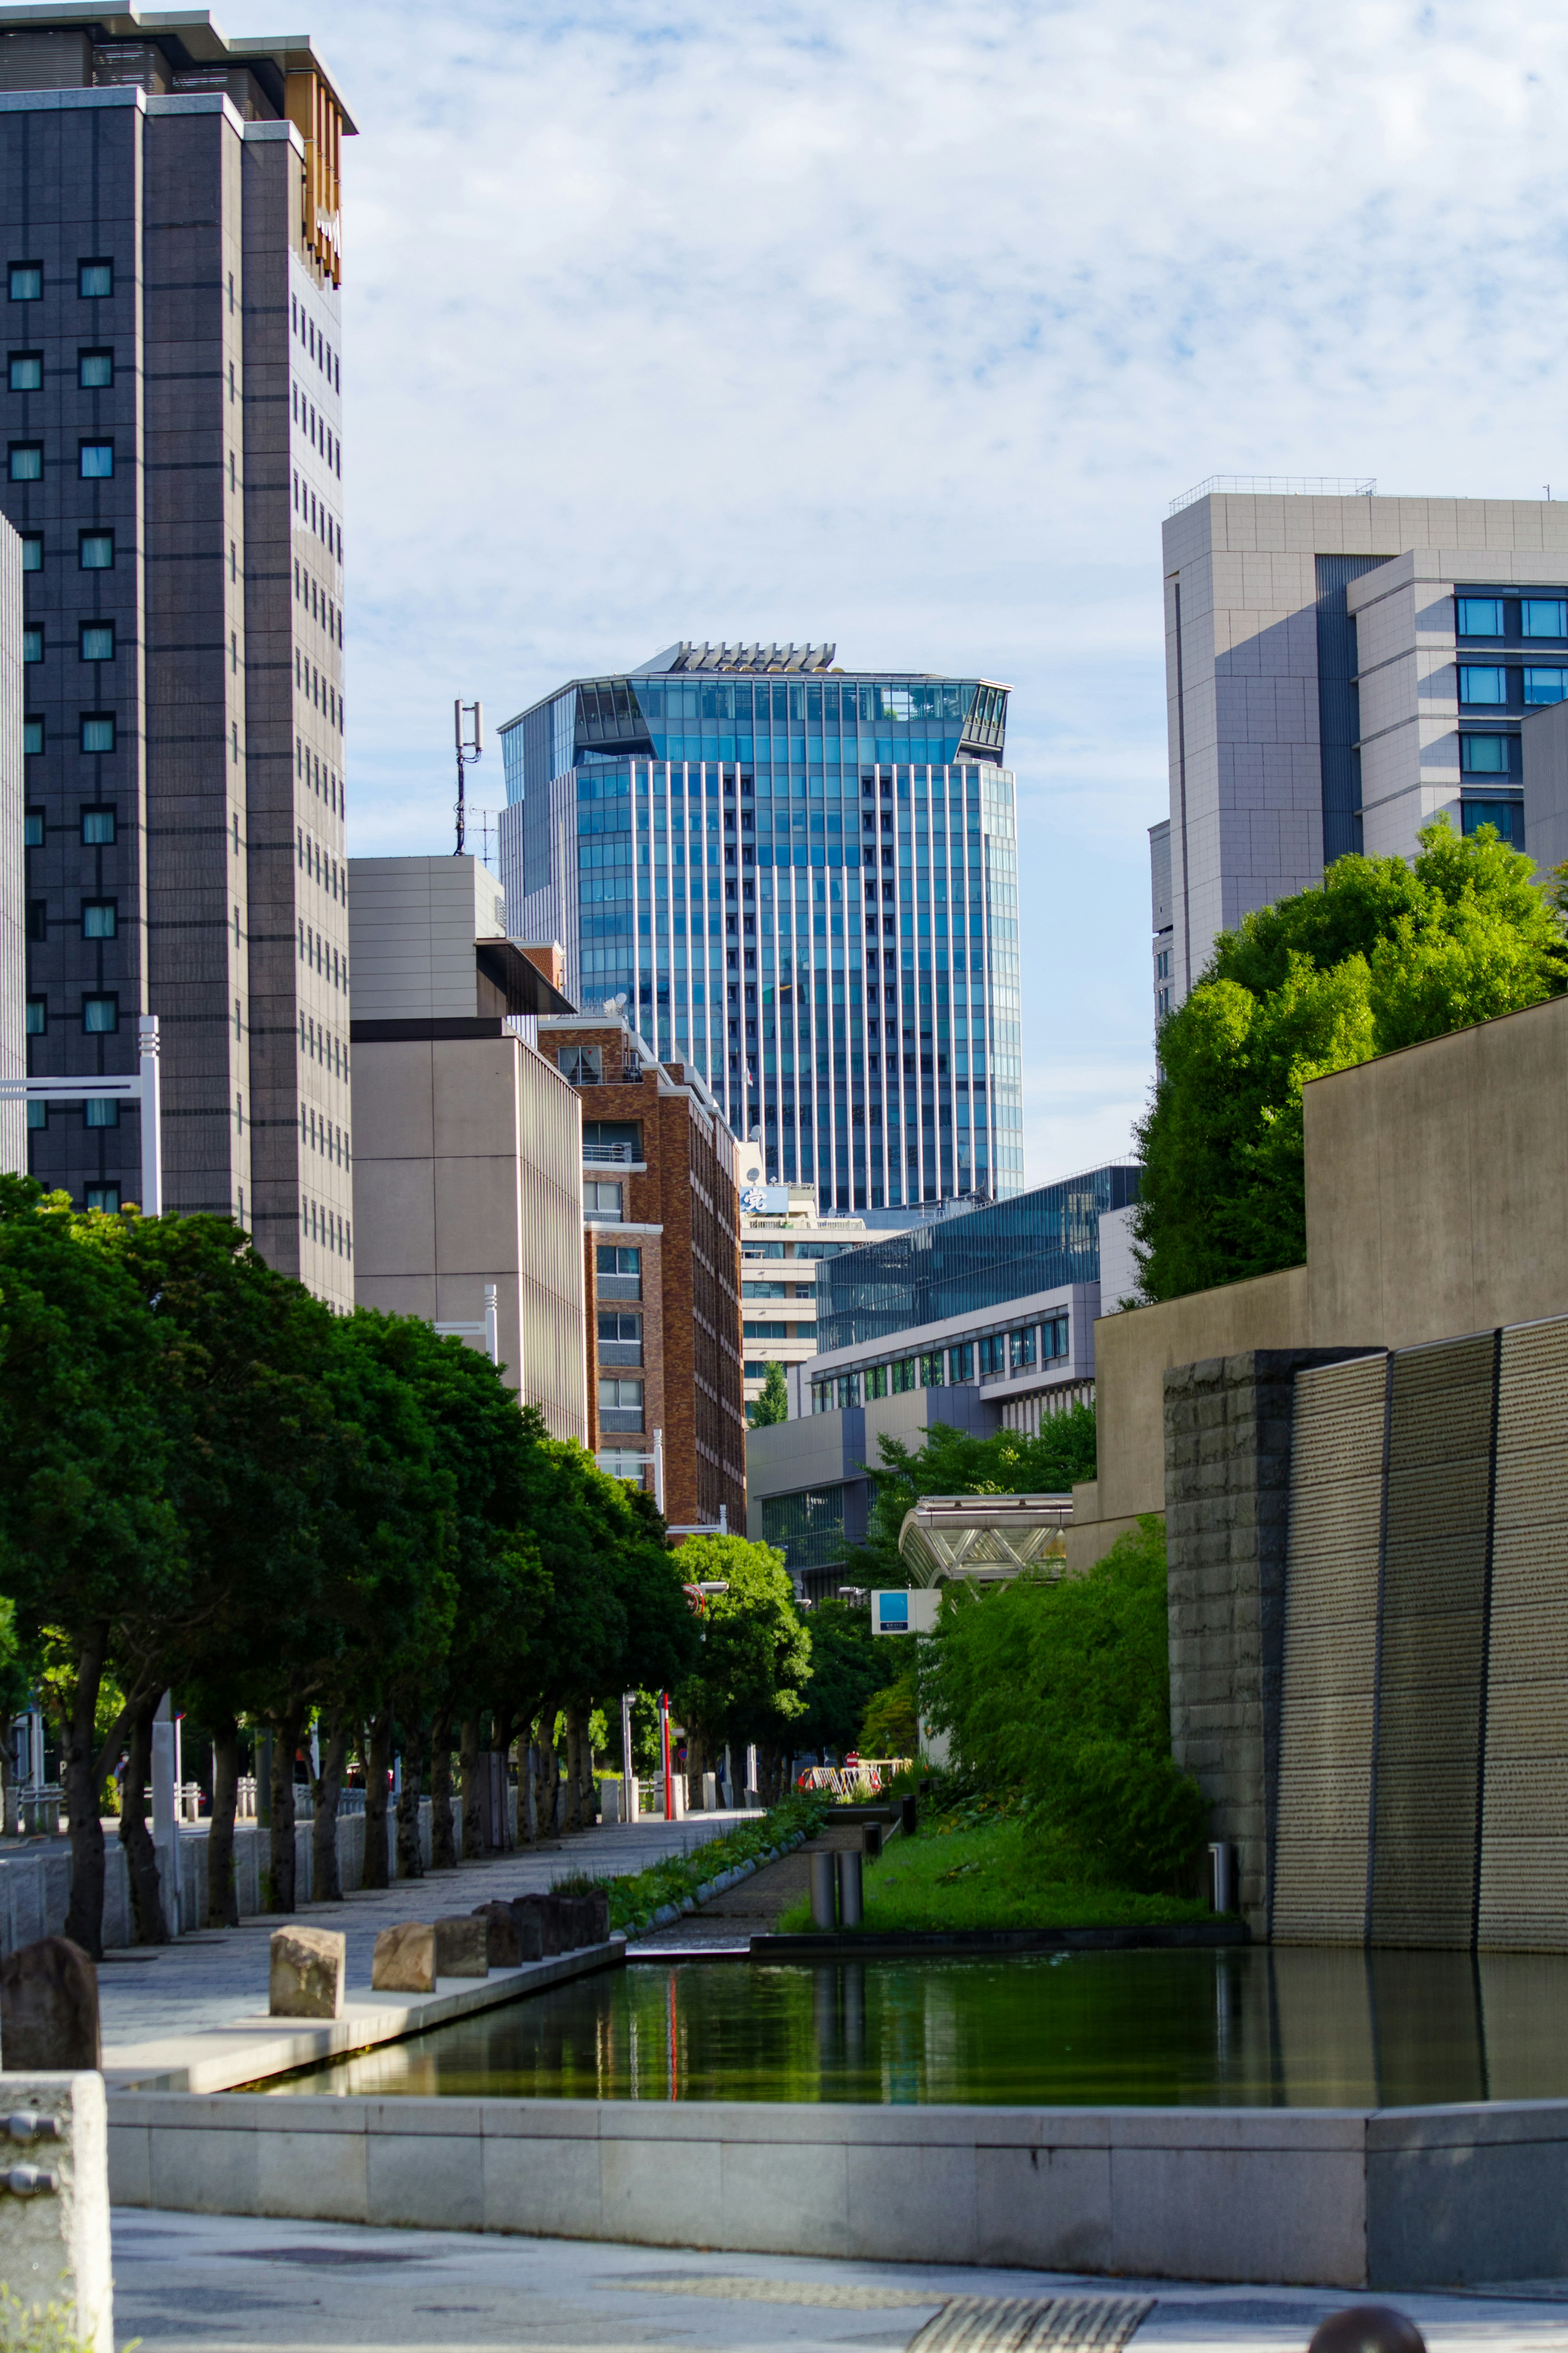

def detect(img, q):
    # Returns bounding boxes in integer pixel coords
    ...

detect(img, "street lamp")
[0,1013,164,1213]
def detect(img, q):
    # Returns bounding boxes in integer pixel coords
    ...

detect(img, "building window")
[598,1376,644,1433]
[8,442,41,481]
[79,442,113,479]
[79,623,114,662]
[1456,597,1504,637]
[585,1180,623,1220]
[8,264,41,303]
[1523,668,1568,706]
[1522,599,1568,638]
[85,1186,120,1214]
[20,533,40,571]
[8,352,40,391]
[25,901,45,942]
[1461,799,1524,847]
[23,719,41,756]
[949,1340,974,1383]
[21,627,40,664]
[1459,734,1512,776]
[77,349,112,390]
[595,1242,641,1298]
[558,1045,602,1084]
[80,715,115,754]
[84,1097,118,1128]
[744,1321,791,1340]
[81,807,115,845]
[597,1310,643,1365]
[889,1356,918,1394]
[863,1363,888,1400]
[24,998,44,1035]
[583,1119,641,1164]
[26,1100,45,1131]
[978,1332,1006,1378]
[836,1373,860,1408]
[79,531,113,570]
[81,901,116,939]
[1043,1314,1069,1360]
[82,995,118,1034]
[23,810,42,848]
[760,1486,849,1574]
[1458,666,1507,705]
[1009,1327,1038,1372]
[920,1351,945,1387]
[77,260,112,299]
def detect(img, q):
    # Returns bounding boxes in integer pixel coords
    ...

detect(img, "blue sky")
[224,0,1567,1181]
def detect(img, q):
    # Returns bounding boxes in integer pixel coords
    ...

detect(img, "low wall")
[104,2087,1568,2288]
[0,1799,438,1954]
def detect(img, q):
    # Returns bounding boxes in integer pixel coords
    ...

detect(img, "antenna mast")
[454,699,483,854]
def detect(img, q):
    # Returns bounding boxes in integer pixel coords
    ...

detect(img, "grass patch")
[592,1794,826,1934]
[777,1793,1213,1934]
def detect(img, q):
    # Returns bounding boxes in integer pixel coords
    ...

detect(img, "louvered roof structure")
[898,1494,1072,1588]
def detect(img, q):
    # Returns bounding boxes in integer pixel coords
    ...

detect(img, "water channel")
[263,1947,1568,2106]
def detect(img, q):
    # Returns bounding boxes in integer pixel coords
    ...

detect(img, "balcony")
[584,1140,641,1165]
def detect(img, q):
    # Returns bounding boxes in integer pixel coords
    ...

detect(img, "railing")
[584,1141,639,1164]
[1168,473,1376,517]
[796,1760,910,1799]
[16,1785,62,1837]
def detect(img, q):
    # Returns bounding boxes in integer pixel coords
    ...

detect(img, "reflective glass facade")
[499,648,1023,1210]
[816,1163,1140,1353]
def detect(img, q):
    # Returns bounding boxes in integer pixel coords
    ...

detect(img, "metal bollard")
[862,1822,883,1862]
[899,1794,918,1838]
[837,1849,864,1929]
[809,1851,837,1930]
[1208,1840,1236,1914]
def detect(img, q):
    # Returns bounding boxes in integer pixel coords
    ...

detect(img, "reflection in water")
[262,1949,1568,2108]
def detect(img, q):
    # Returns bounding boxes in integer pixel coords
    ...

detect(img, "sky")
[224,0,1568,1185]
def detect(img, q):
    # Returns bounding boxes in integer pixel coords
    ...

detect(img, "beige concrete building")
[1159,482,1568,1012]
[347,855,587,1442]
[738,1181,882,1412]
[1074,985,1568,1566]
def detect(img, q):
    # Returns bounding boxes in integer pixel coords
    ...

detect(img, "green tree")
[0,1184,185,1955]
[748,1363,788,1426]
[927,1517,1205,1891]
[1135,819,1568,1301]
[791,1598,900,1757]
[670,1534,810,1791]
[846,1409,1097,1587]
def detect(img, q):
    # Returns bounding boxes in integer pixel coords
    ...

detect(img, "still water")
[263,1948,1568,2107]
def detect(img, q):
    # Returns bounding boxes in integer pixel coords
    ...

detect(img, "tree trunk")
[580,1712,598,1824]
[311,1711,347,1902]
[395,1720,426,1880]
[429,1709,457,1869]
[562,1712,584,1834]
[267,1699,305,1911]
[532,1702,561,1841]
[362,1708,393,1889]
[60,1626,111,1959]
[492,1712,517,1851]
[119,1696,170,1945]
[459,1716,483,1859]
[207,1717,241,1927]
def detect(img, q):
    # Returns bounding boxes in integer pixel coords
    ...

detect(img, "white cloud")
[222,0,1568,1179]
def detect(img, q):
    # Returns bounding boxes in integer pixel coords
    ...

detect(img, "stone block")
[269,1926,345,2019]
[371,1921,435,1993]
[471,1901,520,1967]
[512,1894,555,1956]
[0,2072,112,2353]
[0,1938,100,2071]
[433,1916,488,1978]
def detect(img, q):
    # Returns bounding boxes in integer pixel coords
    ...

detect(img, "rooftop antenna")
[454,699,483,854]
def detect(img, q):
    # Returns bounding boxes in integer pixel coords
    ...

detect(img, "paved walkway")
[631,1815,869,1952]
[110,2208,1568,2353]
[96,1812,753,2059]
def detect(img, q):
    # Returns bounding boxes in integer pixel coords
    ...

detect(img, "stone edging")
[638,1827,810,1931]
[752,1921,1251,1957]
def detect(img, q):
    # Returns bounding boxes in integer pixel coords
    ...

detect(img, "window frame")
[80,806,116,846]
[1456,596,1506,638]
[23,808,43,849]
[78,621,114,664]
[83,1096,118,1129]
[79,714,116,755]
[23,718,42,757]
[1521,598,1568,640]
[1457,665,1508,707]
[20,532,41,572]
[84,1184,121,1215]
[78,440,114,480]
[1459,732,1514,777]
[8,440,42,482]
[7,263,42,304]
[78,530,114,571]
[24,996,45,1036]
[76,348,113,390]
[7,350,41,392]
[81,994,119,1035]
[76,259,113,301]
[1523,668,1568,707]
[80,899,117,940]
[21,625,41,665]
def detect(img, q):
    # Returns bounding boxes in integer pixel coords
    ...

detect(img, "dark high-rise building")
[0,4,354,1301]
[499,642,1024,1214]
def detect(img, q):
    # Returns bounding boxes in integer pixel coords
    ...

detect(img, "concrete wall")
[104,2081,1568,2289]
[347,856,508,1023]
[1524,694,1568,876]
[352,1030,586,1441]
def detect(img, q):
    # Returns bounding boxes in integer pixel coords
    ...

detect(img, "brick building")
[539,1008,745,1531]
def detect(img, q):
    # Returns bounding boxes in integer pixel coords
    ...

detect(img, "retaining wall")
[104,2087,1568,2288]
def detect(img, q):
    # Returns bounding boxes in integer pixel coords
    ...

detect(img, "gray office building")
[1158,479,1568,1017]
[0,5,353,1299]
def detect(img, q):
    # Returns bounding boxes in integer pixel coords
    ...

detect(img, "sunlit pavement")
[110,2208,1568,2353]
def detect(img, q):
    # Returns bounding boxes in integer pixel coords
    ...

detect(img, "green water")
[264,1947,1568,2107]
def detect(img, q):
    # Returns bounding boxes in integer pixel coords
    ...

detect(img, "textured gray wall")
[0,514,20,1174]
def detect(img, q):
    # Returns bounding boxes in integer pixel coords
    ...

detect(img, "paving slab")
[108,2206,1568,2353]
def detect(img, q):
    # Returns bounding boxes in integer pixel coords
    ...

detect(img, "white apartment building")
[739,1180,876,1413]
[1157,480,1568,1013]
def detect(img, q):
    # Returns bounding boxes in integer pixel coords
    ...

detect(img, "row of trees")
[0,1182,832,1956]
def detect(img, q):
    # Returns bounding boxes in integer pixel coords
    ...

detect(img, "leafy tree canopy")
[670,1533,810,1759]
[748,1362,788,1426]
[846,1409,1097,1588]
[791,1598,900,1755]
[1134,820,1568,1302]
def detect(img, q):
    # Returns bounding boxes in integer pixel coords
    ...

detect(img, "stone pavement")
[96,1812,754,2058]
[632,1815,869,1952]
[109,2208,1568,2353]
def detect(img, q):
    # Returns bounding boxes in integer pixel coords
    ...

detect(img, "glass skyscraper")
[498,642,1023,1212]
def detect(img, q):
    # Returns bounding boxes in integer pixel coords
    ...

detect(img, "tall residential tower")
[0,4,352,1299]
[499,642,1024,1213]
[1158,480,1568,1017]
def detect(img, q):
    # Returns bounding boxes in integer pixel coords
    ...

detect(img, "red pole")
[661,1691,673,1821]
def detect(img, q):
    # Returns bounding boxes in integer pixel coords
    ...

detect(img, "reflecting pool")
[262,1947,1568,2106]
